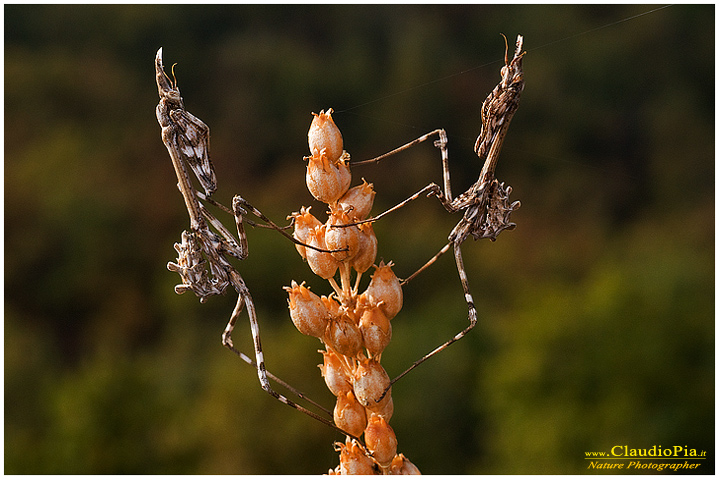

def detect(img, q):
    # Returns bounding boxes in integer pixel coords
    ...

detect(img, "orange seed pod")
[338,440,376,475]
[333,391,368,438]
[321,294,342,318]
[305,225,339,279]
[352,222,378,274]
[308,109,344,162]
[319,349,352,397]
[338,179,375,221]
[325,314,363,358]
[359,305,392,357]
[389,454,421,475]
[367,393,394,420]
[306,151,349,204]
[284,281,330,338]
[336,153,352,195]
[364,414,398,468]
[365,261,403,320]
[325,207,360,262]
[353,358,391,410]
[288,206,321,259]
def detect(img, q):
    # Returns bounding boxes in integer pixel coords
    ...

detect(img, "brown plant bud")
[319,349,352,397]
[305,225,339,279]
[284,281,329,338]
[325,207,360,262]
[364,415,398,468]
[388,454,421,475]
[288,206,321,259]
[365,261,403,320]
[308,109,343,162]
[338,440,376,475]
[306,151,349,204]
[333,391,368,438]
[359,305,392,357]
[353,358,391,410]
[338,179,375,221]
[352,222,378,274]
[325,314,363,357]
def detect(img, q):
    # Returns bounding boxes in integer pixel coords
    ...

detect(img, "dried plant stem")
[286,110,418,474]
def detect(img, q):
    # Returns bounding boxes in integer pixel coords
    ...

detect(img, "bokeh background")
[5,4,714,474]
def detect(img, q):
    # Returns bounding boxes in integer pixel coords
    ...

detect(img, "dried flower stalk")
[285,109,419,475]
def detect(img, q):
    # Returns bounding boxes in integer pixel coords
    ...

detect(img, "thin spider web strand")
[336,5,673,115]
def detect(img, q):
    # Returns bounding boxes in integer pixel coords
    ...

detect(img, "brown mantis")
[346,34,525,397]
[155,48,362,443]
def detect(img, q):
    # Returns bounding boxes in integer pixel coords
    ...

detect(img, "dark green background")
[5,4,714,474]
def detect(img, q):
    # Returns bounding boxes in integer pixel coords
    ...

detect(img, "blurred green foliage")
[5,4,714,474]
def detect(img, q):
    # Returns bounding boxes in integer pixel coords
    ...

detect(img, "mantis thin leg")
[348,36,525,401]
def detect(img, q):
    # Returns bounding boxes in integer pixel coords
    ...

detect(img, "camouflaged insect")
[338,35,526,392]
[155,47,365,445]
[156,52,217,198]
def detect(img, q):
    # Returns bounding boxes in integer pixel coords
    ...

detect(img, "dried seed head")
[325,314,363,358]
[308,109,344,162]
[365,261,403,320]
[319,349,352,397]
[338,440,376,475]
[389,454,421,475]
[325,207,360,262]
[364,414,398,468]
[359,305,392,357]
[352,222,378,274]
[333,391,368,438]
[353,358,391,410]
[338,179,375,221]
[288,206,321,259]
[284,281,330,338]
[306,151,350,204]
[305,225,339,279]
